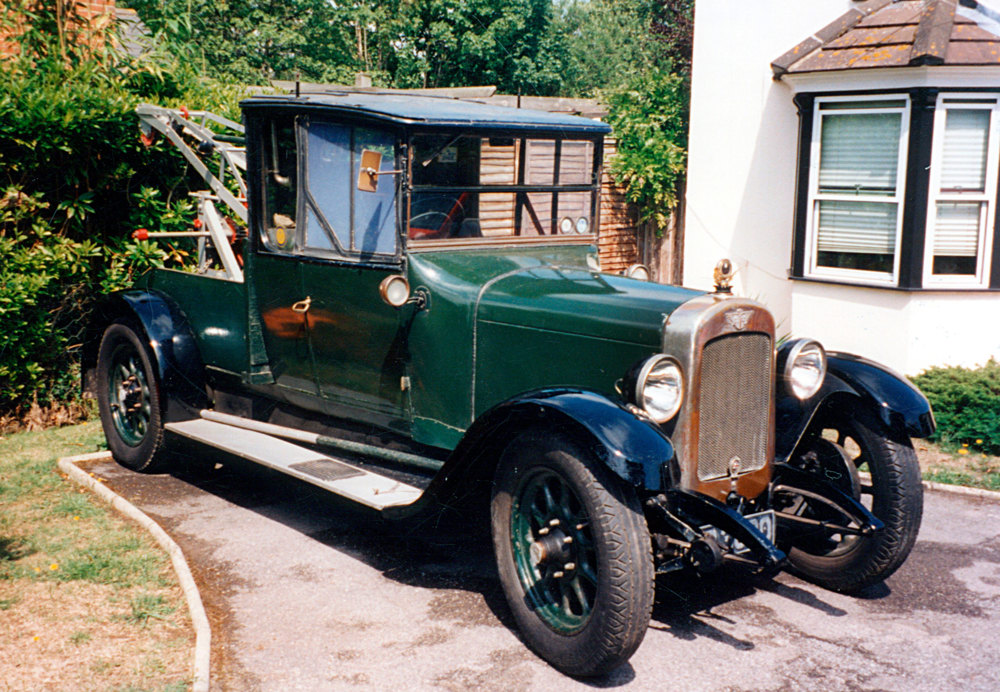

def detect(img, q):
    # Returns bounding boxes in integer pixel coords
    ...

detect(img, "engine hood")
[404,246,705,447]
[409,246,704,346]
[476,262,702,348]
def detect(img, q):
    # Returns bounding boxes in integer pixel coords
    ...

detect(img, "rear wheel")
[785,409,922,593]
[96,322,167,472]
[491,431,653,676]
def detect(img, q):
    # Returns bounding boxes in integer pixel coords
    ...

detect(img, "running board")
[164,419,423,510]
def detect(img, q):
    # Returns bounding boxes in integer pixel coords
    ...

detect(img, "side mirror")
[357,149,382,192]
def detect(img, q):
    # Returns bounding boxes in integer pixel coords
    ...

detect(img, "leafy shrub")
[911,359,1000,455]
[604,67,688,233]
[0,2,236,420]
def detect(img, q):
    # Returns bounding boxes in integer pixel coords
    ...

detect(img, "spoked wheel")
[491,431,653,677]
[785,408,923,593]
[96,322,167,472]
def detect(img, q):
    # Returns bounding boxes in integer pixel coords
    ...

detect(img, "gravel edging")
[57,452,210,692]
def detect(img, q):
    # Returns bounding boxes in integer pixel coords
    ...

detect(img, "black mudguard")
[383,388,678,520]
[775,349,936,463]
[82,289,208,422]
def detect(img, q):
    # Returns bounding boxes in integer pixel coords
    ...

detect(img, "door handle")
[291,296,312,313]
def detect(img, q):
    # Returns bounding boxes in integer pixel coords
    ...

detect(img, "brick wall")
[1,1,117,58]
[598,139,640,275]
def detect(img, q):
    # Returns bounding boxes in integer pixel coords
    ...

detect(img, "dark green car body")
[84,92,936,677]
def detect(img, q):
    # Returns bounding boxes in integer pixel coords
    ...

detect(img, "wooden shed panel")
[479,192,515,236]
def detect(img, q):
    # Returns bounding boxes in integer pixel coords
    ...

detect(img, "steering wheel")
[409,194,467,239]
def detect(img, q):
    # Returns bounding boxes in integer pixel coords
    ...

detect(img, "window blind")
[939,109,990,192]
[817,200,896,254]
[932,202,982,256]
[818,113,902,193]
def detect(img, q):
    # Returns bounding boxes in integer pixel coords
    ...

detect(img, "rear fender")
[776,350,935,462]
[83,290,208,422]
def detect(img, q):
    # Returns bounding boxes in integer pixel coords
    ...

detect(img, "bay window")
[806,98,909,284]
[794,89,1000,291]
[923,96,1000,287]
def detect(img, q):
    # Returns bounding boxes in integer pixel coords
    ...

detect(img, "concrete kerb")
[57,452,211,692]
[923,479,1000,501]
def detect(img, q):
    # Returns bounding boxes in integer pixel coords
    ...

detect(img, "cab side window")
[303,122,399,260]
[261,118,299,253]
[304,122,351,255]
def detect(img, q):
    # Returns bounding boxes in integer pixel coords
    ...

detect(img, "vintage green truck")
[83,92,933,676]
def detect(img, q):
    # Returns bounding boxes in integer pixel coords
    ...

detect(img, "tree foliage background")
[0,0,240,422]
[1,0,692,423]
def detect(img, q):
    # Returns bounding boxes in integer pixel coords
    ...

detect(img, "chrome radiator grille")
[696,332,772,481]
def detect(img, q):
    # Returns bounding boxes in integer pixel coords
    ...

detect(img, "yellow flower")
[958,448,969,455]
[976,439,983,444]
[49,563,58,571]
[962,442,969,447]
[73,516,80,521]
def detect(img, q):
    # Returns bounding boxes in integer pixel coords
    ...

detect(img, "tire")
[491,431,654,677]
[96,322,167,472]
[786,408,923,593]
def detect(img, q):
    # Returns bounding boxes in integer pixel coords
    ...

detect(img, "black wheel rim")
[510,467,598,634]
[106,341,151,447]
[794,419,876,557]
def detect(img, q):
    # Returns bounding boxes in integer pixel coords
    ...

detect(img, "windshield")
[408,134,599,243]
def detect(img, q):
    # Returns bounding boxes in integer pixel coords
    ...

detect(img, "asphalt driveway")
[80,444,1000,691]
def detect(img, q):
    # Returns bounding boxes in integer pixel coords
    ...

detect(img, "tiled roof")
[772,0,1000,78]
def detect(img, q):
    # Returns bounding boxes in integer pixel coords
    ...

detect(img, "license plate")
[700,510,776,555]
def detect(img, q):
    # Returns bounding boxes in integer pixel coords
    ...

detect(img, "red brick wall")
[598,139,641,275]
[1,1,117,58]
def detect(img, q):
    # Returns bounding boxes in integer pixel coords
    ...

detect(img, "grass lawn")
[0,420,193,692]
[915,439,1000,492]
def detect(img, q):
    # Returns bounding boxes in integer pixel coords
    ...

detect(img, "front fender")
[466,389,678,490]
[83,290,208,422]
[383,389,676,521]
[776,350,935,461]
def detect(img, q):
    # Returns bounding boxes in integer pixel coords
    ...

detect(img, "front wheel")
[785,409,923,593]
[491,431,653,676]
[96,322,167,472]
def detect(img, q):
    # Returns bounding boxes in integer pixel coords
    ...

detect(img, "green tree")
[605,67,688,232]
[122,0,357,84]
[377,0,568,94]
[125,0,570,94]
[555,0,692,96]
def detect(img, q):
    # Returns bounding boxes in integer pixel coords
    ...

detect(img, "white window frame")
[805,95,910,286]
[922,94,1000,288]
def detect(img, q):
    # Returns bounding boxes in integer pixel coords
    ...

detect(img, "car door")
[296,120,410,429]
[254,115,318,396]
